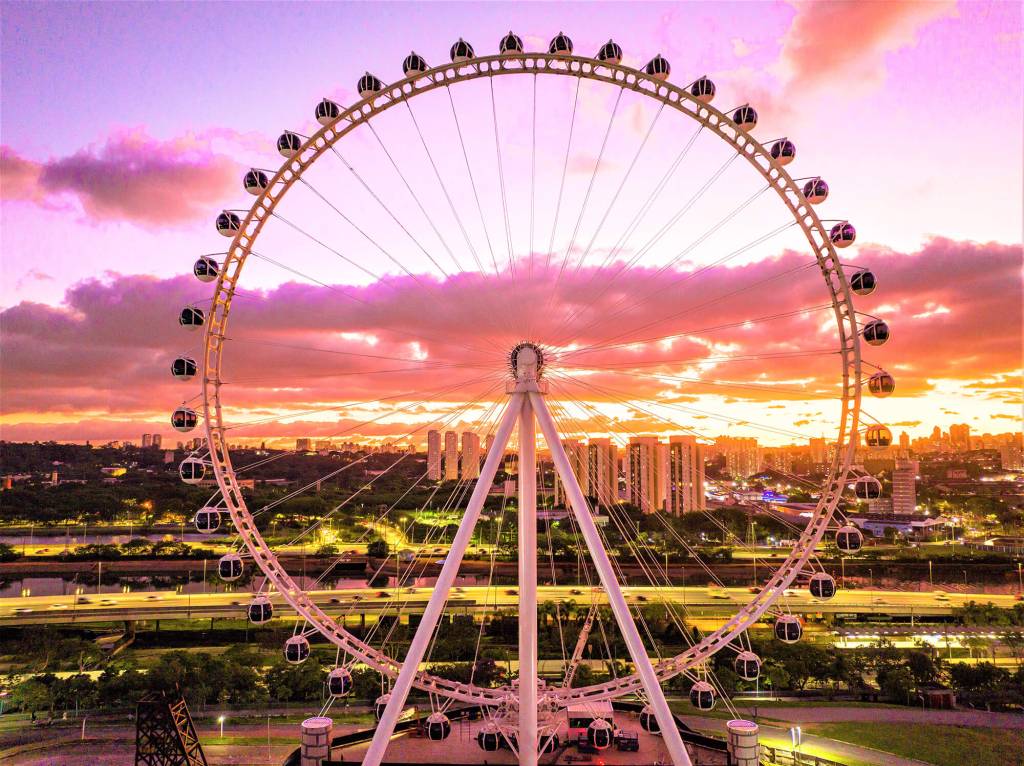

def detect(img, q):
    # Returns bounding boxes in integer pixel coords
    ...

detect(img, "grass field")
[811,722,1024,766]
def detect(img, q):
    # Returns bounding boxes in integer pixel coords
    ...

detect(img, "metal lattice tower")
[134,693,208,766]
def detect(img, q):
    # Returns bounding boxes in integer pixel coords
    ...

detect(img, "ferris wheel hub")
[510,342,544,379]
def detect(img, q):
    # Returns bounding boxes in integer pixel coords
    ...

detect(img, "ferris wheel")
[169,30,894,766]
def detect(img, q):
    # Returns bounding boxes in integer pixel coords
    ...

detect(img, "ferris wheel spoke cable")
[445,85,501,278]
[325,145,452,280]
[230,375,503,483]
[545,148,737,343]
[543,75,583,275]
[403,100,487,275]
[559,301,833,363]
[566,102,667,281]
[565,260,821,357]
[354,396,507,639]
[554,213,793,350]
[562,389,794,585]
[364,122,465,275]
[291,176,442,292]
[545,399,702,670]
[545,87,625,315]
[229,333,499,365]
[276,385,501,554]
[549,369,818,442]
[549,392,728,594]
[221,371,501,432]
[242,248,501,356]
[553,178,771,346]
[559,358,837,402]
[246,380,503,530]
[488,78,517,284]
[585,124,704,281]
[558,372,836,520]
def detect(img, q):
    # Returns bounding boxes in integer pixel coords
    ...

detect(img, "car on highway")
[49,603,67,610]
[505,589,518,596]
[14,607,33,614]
[100,599,116,605]
[376,591,391,598]
[145,595,162,601]
[76,597,92,604]
[570,589,584,596]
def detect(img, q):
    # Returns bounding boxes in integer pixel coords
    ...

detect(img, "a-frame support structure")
[362,345,693,766]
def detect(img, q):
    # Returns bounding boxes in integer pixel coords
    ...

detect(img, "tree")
[878,666,914,705]
[367,539,389,558]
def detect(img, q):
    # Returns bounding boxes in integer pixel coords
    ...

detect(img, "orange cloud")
[0,237,1018,442]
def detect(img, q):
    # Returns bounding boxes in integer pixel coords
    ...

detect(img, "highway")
[1,584,1019,626]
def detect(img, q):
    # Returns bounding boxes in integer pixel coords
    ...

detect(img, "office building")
[667,435,705,514]
[461,432,481,480]
[427,430,442,481]
[152,434,162,449]
[444,431,459,481]
[892,459,918,514]
[587,438,619,508]
[717,436,761,478]
[625,437,666,514]
[142,434,152,448]
[296,438,312,452]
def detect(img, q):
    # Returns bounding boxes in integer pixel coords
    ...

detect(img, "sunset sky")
[1,1,1021,448]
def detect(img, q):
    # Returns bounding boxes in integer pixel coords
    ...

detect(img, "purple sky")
[1,1,1021,445]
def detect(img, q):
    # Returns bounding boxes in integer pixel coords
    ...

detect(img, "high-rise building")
[808,438,827,466]
[461,432,481,479]
[296,438,312,451]
[142,434,152,448]
[444,431,459,481]
[625,437,666,513]
[427,430,442,480]
[553,439,590,507]
[587,438,619,508]
[152,434,162,449]
[314,439,332,452]
[667,435,705,514]
[949,424,971,452]
[717,436,761,478]
[999,443,1024,470]
[762,447,793,474]
[485,433,496,460]
[892,459,918,514]
[899,431,910,451]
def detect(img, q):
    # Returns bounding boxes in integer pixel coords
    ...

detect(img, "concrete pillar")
[301,716,332,766]
[726,719,759,766]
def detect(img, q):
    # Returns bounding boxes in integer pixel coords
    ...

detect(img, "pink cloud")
[779,0,957,91]
[0,237,1018,441]
[1,128,240,226]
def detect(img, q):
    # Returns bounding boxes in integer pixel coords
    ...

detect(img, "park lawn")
[810,722,1024,766]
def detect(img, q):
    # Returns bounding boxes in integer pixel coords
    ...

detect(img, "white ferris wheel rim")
[200,51,863,707]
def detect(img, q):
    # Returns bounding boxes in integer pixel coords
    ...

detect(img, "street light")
[218,715,225,738]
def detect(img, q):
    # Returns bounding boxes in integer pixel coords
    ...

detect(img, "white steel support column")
[530,391,694,766]
[361,394,525,766]
[517,397,538,766]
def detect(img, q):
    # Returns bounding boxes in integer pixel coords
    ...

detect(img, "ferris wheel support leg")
[518,397,538,766]
[360,394,525,766]
[529,391,695,766]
